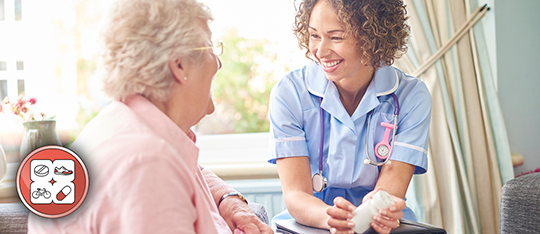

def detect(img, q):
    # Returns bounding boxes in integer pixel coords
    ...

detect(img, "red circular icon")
[16,146,90,218]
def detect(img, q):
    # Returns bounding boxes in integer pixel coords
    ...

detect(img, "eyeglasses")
[190,41,224,56]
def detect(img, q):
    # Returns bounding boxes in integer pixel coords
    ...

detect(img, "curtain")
[394,1,514,233]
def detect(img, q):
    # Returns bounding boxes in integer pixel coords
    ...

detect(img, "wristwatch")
[218,192,248,208]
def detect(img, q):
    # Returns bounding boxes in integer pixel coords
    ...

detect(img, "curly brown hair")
[294,0,410,69]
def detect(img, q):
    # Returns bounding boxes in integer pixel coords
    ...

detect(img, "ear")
[168,59,187,83]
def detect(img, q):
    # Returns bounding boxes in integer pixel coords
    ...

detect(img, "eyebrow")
[308,26,345,34]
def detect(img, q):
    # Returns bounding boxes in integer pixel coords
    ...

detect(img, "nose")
[314,39,331,60]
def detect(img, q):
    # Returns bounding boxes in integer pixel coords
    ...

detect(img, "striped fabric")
[394,1,514,233]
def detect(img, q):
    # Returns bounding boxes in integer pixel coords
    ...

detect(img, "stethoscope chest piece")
[312,172,327,193]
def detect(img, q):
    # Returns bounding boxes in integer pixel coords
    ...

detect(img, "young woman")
[268,0,432,233]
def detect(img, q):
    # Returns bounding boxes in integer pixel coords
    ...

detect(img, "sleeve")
[391,80,432,174]
[101,147,199,234]
[267,75,310,164]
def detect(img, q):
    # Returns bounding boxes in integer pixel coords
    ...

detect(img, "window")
[0,61,6,99]
[17,79,24,96]
[193,0,304,135]
[0,0,5,21]
[16,61,23,70]
[0,80,7,100]
[0,61,26,100]
[17,61,24,95]
[14,0,21,21]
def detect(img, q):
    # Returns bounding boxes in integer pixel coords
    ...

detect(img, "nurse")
[268,0,432,234]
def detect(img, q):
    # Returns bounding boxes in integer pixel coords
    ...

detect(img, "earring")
[183,77,187,81]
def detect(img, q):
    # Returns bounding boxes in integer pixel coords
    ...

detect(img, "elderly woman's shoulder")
[76,134,191,181]
[72,102,189,168]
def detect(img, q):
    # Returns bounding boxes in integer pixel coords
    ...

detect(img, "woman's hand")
[362,189,405,234]
[326,197,356,234]
[219,197,273,234]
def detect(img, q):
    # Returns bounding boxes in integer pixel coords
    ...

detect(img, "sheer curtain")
[394,1,514,233]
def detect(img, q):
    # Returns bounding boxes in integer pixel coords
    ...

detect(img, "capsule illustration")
[56,185,72,201]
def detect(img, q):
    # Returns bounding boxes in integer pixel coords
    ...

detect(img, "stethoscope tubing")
[364,110,398,166]
[317,93,400,172]
[318,97,324,175]
[364,93,400,166]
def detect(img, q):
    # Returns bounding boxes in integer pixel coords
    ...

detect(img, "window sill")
[197,132,278,180]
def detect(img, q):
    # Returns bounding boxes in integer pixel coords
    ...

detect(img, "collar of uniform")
[304,64,399,98]
[372,66,399,97]
[125,94,199,175]
[304,62,327,97]
[304,63,356,133]
[351,66,400,119]
[305,64,399,132]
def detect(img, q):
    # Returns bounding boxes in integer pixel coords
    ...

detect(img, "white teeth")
[323,60,341,68]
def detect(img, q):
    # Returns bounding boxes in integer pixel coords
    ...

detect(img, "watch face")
[377,145,389,156]
[312,173,326,192]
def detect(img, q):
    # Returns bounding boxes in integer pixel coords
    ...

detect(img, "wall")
[494,0,540,177]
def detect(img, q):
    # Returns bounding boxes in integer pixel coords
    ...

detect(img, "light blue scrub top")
[268,63,432,222]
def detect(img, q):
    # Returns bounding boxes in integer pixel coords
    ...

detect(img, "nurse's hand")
[362,189,405,234]
[326,197,356,234]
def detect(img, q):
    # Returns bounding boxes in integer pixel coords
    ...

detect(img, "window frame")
[0,60,27,101]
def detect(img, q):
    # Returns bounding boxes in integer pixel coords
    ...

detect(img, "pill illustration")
[56,186,72,201]
[34,165,49,177]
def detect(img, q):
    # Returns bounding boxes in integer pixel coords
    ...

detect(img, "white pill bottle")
[351,190,395,233]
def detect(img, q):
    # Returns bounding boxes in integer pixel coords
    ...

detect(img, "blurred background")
[2,0,540,230]
[0,0,539,185]
[0,0,306,162]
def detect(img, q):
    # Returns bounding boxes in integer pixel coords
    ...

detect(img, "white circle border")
[16,145,90,219]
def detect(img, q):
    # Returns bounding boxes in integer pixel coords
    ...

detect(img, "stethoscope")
[312,94,400,193]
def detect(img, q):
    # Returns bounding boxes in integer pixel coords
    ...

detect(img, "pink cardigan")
[28,95,231,234]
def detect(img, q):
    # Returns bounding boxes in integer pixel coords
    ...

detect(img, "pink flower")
[28,97,37,105]
[0,95,47,121]
[26,112,34,121]
[15,97,26,108]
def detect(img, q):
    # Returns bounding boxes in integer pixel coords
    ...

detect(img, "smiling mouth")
[322,60,343,68]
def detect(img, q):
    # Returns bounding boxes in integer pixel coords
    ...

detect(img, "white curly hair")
[99,0,213,102]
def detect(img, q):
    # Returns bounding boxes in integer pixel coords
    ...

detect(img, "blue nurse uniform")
[268,63,432,223]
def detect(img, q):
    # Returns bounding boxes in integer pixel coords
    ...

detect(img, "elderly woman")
[27,0,272,233]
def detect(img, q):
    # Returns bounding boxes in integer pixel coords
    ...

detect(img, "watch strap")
[218,192,248,208]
